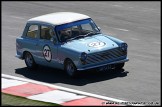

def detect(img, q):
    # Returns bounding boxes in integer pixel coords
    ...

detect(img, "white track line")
[111,4,122,7]
[130,38,139,41]
[10,16,25,20]
[153,41,160,45]
[113,28,129,32]
[2,78,27,89]
[108,26,129,32]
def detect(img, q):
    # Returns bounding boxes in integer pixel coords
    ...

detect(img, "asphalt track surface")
[2,1,161,105]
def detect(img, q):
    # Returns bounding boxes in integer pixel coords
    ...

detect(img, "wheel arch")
[22,51,34,60]
[64,58,76,70]
[22,51,29,59]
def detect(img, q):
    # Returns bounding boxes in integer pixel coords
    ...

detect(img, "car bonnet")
[61,34,119,54]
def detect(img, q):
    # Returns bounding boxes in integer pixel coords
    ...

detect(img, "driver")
[60,28,71,42]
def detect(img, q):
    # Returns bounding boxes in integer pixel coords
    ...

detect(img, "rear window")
[26,25,38,38]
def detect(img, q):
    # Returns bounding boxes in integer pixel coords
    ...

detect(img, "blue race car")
[16,12,129,77]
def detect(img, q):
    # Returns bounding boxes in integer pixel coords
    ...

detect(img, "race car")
[16,12,129,77]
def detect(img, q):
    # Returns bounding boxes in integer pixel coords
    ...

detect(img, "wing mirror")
[98,27,101,32]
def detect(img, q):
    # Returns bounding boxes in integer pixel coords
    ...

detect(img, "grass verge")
[1,93,60,106]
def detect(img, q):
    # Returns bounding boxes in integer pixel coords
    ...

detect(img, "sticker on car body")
[43,45,52,62]
[88,42,106,48]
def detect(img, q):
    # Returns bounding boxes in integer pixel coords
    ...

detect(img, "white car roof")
[28,12,90,25]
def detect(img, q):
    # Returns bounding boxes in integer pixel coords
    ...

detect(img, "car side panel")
[16,37,39,62]
[57,46,81,69]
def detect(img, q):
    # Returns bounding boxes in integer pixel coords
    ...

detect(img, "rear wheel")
[24,52,37,69]
[65,59,78,77]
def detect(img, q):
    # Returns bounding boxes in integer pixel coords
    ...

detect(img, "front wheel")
[65,59,78,77]
[24,52,37,69]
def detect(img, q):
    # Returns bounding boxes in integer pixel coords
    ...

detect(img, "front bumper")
[77,58,129,71]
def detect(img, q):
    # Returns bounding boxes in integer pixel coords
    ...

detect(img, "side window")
[27,25,38,38]
[40,26,54,40]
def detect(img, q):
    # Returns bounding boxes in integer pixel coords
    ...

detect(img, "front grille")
[86,47,126,64]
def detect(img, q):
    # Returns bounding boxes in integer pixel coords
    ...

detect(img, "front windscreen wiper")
[66,35,85,41]
[84,31,101,37]
[66,32,101,42]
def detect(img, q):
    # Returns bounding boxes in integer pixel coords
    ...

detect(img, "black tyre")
[65,59,78,77]
[24,52,37,69]
[115,63,125,70]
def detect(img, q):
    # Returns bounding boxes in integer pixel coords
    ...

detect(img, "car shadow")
[15,65,129,86]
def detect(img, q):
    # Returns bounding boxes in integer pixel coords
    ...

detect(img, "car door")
[35,24,59,68]
[22,24,39,62]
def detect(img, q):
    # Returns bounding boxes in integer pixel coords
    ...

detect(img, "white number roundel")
[43,45,52,62]
[88,42,106,48]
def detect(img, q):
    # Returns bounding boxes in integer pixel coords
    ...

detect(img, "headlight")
[120,43,128,51]
[80,52,87,61]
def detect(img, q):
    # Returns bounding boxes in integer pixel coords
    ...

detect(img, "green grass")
[1,93,60,106]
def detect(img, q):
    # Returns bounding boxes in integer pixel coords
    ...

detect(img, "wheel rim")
[25,53,33,67]
[66,61,75,76]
